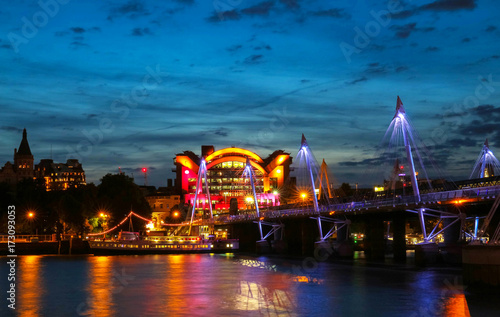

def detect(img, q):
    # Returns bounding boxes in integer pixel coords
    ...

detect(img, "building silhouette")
[0,128,34,184]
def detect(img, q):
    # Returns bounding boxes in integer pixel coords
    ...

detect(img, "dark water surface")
[1,253,499,316]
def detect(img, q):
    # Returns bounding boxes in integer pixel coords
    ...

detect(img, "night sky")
[1,0,500,187]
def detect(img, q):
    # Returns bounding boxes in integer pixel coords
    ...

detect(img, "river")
[1,253,499,316]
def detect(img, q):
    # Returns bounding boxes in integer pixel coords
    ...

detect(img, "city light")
[142,168,147,173]
[173,211,180,217]
[28,212,34,218]
[245,196,254,203]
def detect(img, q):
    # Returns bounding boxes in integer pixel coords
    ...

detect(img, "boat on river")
[89,231,239,255]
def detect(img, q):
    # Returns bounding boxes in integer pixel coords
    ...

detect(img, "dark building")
[0,128,34,184]
[35,159,86,191]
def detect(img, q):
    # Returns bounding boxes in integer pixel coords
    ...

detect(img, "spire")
[17,128,32,156]
[485,138,489,149]
[394,96,405,119]
[301,134,308,148]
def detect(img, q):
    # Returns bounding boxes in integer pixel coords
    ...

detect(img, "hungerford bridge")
[95,97,497,281]
[178,97,500,274]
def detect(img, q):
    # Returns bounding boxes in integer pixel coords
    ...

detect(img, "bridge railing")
[209,185,500,224]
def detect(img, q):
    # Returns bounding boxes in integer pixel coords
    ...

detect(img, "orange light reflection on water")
[18,256,43,317]
[444,294,471,317]
[83,256,116,317]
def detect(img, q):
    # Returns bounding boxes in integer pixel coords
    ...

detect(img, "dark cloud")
[421,0,476,11]
[425,46,440,52]
[462,37,471,43]
[131,27,153,36]
[253,45,272,50]
[243,54,264,64]
[226,44,242,52]
[486,25,497,32]
[364,62,386,74]
[173,0,194,4]
[392,10,415,19]
[1,126,22,133]
[391,22,417,39]
[345,77,367,85]
[207,10,241,22]
[69,41,90,49]
[70,27,85,34]
[311,8,350,19]
[279,0,299,9]
[395,66,408,72]
[242,1,275,16]
[108,0,149,20]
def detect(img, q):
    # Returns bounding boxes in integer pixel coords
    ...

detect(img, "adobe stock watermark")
[236,106,295,149]
[65,65,168,162]
[7,0,72,53]
[427,74,500,148]
[340,0,405,63]
[76,268,134,316]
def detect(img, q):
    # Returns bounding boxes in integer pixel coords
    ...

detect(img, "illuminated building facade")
[145,194,181,226]
[173,146,292,212]
[35,159,86,191]
[0,128,34,184]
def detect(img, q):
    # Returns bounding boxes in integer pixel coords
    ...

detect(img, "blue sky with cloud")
[1,0,500,187]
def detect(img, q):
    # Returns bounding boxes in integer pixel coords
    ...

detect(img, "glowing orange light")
[28,212,34,218]
[205,148,264,163]
[259,217,264,221]
[301,192,307,199]
[329,211,335,215]
[173,211,179,217]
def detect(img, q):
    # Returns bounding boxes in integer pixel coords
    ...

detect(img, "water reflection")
[18,256,44,317]
[79,256,116,317]
[4,254,496,316]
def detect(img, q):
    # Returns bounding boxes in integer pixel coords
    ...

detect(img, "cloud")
[173,0,195,4]
[226,44,242,52]
[242,1,275,16]
[345,77,367,85]
[131,27,153,36]
[391,22,417,39]
[279,0,299,9]
[425,46,440,52]
[70,27,85,34]
[207,10,241,22]
[421,0,476,11]
[311,8,350,19]
[1,126,22,133]
[243,54,264,64]
[108,0,150,20]
[486,25,497,32]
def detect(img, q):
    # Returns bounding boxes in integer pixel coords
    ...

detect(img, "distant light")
[374,186,384,192]
[142,168,147,173]
[28,212,34,218]
[276,169,281,174]
[273,190,278,195]
[301,192,307,199]
[400,165,404,170]
[184,170,189,175]
[173,211,180,217]
[245,196,254,203]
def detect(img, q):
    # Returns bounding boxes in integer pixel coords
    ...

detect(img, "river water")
[1,253,499,316]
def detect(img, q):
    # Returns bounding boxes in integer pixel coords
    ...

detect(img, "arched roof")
[206,156,267,175]
[205,148,264,163]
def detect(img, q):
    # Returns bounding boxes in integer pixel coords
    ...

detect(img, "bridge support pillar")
[334,223,353,258]
[441,217,463,264]
[364,217,385,261]
[393,213,407,263]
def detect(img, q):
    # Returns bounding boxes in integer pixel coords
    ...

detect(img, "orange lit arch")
[206,156,267,175]
[205,148,264,163]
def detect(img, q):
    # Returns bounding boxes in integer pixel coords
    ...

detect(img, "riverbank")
[0,239,90,255]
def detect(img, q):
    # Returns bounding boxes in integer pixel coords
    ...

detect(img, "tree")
[339,183,353,198]
[97,174,152,231]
